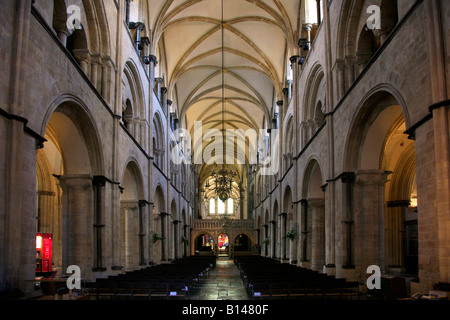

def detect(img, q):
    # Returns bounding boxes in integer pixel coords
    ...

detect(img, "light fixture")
[36,234,42,249]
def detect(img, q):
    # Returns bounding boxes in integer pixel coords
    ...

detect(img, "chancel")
[0,0,449,303]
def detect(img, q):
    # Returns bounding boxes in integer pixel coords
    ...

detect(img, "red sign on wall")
[36,233,52,273]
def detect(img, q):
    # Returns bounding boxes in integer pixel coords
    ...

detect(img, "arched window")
[218,199,225,214]
[305,0,318,24]
[125,0,139,26]
[209,198,216,214]
[227,198,234,214]
[122,99,133,131]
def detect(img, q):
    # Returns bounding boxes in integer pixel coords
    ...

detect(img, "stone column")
[72,49,91,77]
[280,212,288,262]
[309,198,325,272]
[299,121,308,148]
[160,212,169,262]
[124,203,138,270]
[111,186,123,272]
[341,172,355,269]
[386,200,409,269]
[345,56,355,88]
[299,199,310,267]
[323,180,336,274]
[263,224,269,257]
[92,176,106,272]
[335,60,346,99]
[138,200,149,266]
[59,176,94,275]
[183,224,190,257]
[101,57,114,104]
[155,77,163,101]
[90,54,102,90]
[146,55,157,92]
[290,206,299,264]
[269,220,276,259]
[354,170,390,276]
[430,102,450,284]
[56,29,69,47]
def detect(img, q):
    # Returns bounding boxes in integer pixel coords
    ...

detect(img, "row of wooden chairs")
[234,256,360,300]
[85,256,216,300]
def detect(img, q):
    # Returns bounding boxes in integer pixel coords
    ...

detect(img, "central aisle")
[191,257,249,300]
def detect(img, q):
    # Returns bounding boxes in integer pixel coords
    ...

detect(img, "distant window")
[227,198,234,213]
[210,198,215,214]
[305,0,318,24]
[218,199,225,214]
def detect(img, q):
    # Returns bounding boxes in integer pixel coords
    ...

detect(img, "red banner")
[36,233,52,273]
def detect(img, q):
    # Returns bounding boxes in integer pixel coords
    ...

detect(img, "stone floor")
[190,257,249,300]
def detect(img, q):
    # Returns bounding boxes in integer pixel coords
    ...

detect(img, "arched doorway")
[181,208,188,257]
[272,200,278,259]
[234,233,252,252]
[218,233,229,255]
[264,209,269,257]
[120,161,144,271]
[170,199,178,260]
[153,185,165,263]
[301,160,325,271]
[195,233,214,255]
[38,101,103,277]
[36,129,63,275]
[283,186,294,262]
[345,90,417,280]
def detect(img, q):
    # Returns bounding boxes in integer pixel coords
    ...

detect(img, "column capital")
[139,199,151,207]
[290,55,300,64]
[355,170,391,185]
[148,55,158,65]
[340,172,355,183]
[57,175,93,189]
[92,175,107,187]
[120,200,139,210]
[386,200,411,208]
[307,198,325,208]
[303,23,313,32]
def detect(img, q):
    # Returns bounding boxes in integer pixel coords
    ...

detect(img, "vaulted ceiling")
[144,0,303,197]
[147,0,301,130]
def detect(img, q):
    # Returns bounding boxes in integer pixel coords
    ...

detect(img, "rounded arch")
[336,0,369,61]
[343,87,411,172]
[41,94,104,176]
[120,159,145,200]
[193,232,215,255]
[283,184,293,214]
[170,198,177,220]
[343,87,418,276]
[272,199,279,221]
[284,114,294,156]
[152,111,165,169]
[302,157,325,200]
[153,184,166,214]
[302,63,326,122]
[234,233,253,252]
[123,59,146,119]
